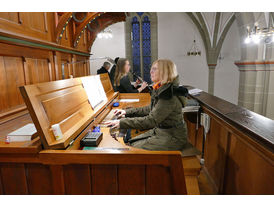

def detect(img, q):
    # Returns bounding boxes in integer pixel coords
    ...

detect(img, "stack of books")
[6,123,37,142]
[188,88,203,95]
[182,106,200,113]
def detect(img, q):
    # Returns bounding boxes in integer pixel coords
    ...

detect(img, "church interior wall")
[89,22,126,74]
[90,12,241,105]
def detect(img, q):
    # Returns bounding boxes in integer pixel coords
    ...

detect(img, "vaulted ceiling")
[55,12,126,51]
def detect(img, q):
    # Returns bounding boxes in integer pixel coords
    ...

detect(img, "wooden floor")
[197,167,217,195]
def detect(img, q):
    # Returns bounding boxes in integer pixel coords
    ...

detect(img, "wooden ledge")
[182,156,201,176]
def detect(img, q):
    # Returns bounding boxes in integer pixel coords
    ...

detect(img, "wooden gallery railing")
[184,87,274,195]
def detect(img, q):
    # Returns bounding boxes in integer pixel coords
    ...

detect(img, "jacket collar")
[153,75,179,96]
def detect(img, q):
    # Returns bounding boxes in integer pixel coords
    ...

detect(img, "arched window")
[132,16,141,78]
[125,13,158,84]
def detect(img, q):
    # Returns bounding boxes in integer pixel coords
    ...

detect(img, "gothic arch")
[186,12,236,94]
[55,12,126,50]
[87,13,126,51]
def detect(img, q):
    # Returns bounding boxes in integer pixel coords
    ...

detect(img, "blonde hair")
[152,59,178,84]
[114,58,128,86]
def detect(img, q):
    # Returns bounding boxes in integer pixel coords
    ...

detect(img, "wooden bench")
[118,137,201,195]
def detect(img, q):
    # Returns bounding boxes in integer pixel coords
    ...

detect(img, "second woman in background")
[113,58,148,93]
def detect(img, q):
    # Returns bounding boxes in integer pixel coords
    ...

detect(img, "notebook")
[7,123,37,142]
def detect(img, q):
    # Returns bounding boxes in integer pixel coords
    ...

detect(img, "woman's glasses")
[150,66,158,72]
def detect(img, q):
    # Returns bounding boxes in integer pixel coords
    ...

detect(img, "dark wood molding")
[0,32,90,57]
[0,105,28,125]
[235,61,274,66]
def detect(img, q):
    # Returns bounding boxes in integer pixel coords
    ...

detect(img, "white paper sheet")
[81,75,107,109]
[95,75,107,102]
[189,88,203,95]
[119,99,140,103]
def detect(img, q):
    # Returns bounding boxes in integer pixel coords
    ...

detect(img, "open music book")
[81,75,107,109]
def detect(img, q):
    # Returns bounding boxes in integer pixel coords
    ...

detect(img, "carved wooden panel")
[72,55,89,77]
[24,58,51,84]
[41,86,89,124]
[0,12,53,41]
[91,165,118,194]
[61,60,70,79]
[0,163,28,194]
[53,52,72,80]
[223,133,274,194]
[61,53,73,79]
[0,165,3,194]
[0,12,90,121]
[73,62,84,77]
[0,12,20,24]
[118,165,146,194]
[25,163,53,195]
[21,12,48,33]
[63,164,91,194]
[146,165,172,194]
[204,117,229,193]
[184,117,203,152]
[49,165,65,194]
[0,43,58,123]
[100,72,113,95]
[0,56,25,112]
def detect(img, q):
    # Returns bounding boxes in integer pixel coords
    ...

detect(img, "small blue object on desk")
[92,126,100,133]
[113,102,119,107]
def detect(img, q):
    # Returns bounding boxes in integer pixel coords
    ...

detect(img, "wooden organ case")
[0,73,200,195]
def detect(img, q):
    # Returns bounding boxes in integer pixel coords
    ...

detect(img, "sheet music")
[189,88,203,95]
[95,75,107,102]
[81,76,107,109]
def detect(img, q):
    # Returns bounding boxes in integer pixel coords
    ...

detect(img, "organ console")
[0,73,272,195]
[0,73,200,195]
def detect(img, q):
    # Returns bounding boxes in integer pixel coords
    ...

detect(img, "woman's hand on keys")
[113,109,126,118]
[105,120,120,129]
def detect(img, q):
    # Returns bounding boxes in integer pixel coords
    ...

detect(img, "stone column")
[150,13,158,63]
[264,43,274,119]
[235,60,274,118]
[208,64,217,95]
[264,61,274,119]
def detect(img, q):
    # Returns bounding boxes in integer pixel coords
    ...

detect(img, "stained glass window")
[137,12,144,17]
[131,14,152,83]
[131,16,141,80]
[142,16,151,83]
